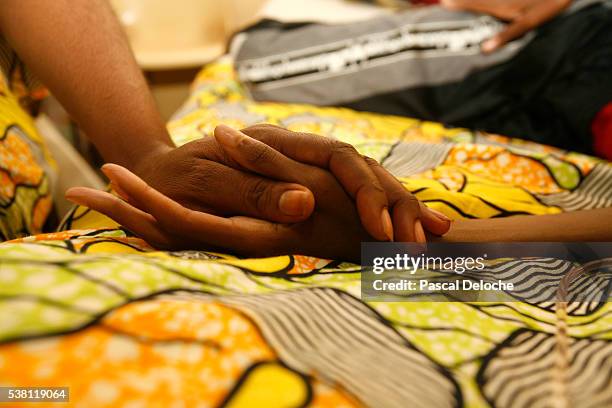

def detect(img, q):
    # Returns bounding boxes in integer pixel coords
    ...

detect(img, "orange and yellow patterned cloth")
[1,61,611,407]
[0,37,54,241]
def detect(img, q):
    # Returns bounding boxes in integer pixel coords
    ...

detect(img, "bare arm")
[0,0,174,167]
[0,2,449,240]
[435,208,612,242]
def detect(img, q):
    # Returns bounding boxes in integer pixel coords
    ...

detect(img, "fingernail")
[279,190,310,216]
[101,163,121,180]
[482,39,499,53]
[101,164,112,177]
[381,208,394,242]
[101,163,121,172]
[65,189,87,205]
[414,219,426,244]
[427,207,451,223]
[215,124,243,148]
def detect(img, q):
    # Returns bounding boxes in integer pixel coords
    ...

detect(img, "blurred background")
[46,0,398,125]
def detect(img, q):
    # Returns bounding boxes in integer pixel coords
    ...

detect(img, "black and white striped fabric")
[223,287,462,408]
[382,141,452,177]
[478,329,612,408]
[233,7,522,107]
[459,258,612,314]
[538,164,612,211]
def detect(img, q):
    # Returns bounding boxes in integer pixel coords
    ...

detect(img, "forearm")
[434,208,612,242]
[0,0,174,168]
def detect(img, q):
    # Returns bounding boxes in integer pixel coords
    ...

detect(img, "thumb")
[481,20,527,53]
[482,0,570,53]
[213,125,317,224]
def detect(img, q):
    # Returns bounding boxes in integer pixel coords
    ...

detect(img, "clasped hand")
[66,125,451,261]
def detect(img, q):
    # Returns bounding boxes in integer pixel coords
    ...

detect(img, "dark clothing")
[235,2,612,155]
[346,4,612,154]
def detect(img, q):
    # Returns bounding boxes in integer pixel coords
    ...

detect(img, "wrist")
[87,124,175,174]
[129,139,174,177]
[429,219,494,243]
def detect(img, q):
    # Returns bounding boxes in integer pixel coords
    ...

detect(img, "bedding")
[1,60,611,407]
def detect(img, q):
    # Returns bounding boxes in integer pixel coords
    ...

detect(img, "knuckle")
[312,135,335,151]
[332,141,359,156]
[243,123,277,132]
[296,130,326,141]
[240,139,270,166]
[400,194,420,212]
[362,155,381,167]
[242,124,290,148]
[369,182,387,196]
[242,123,282,137]
[108,195,125,214]
[243,178,274,214]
